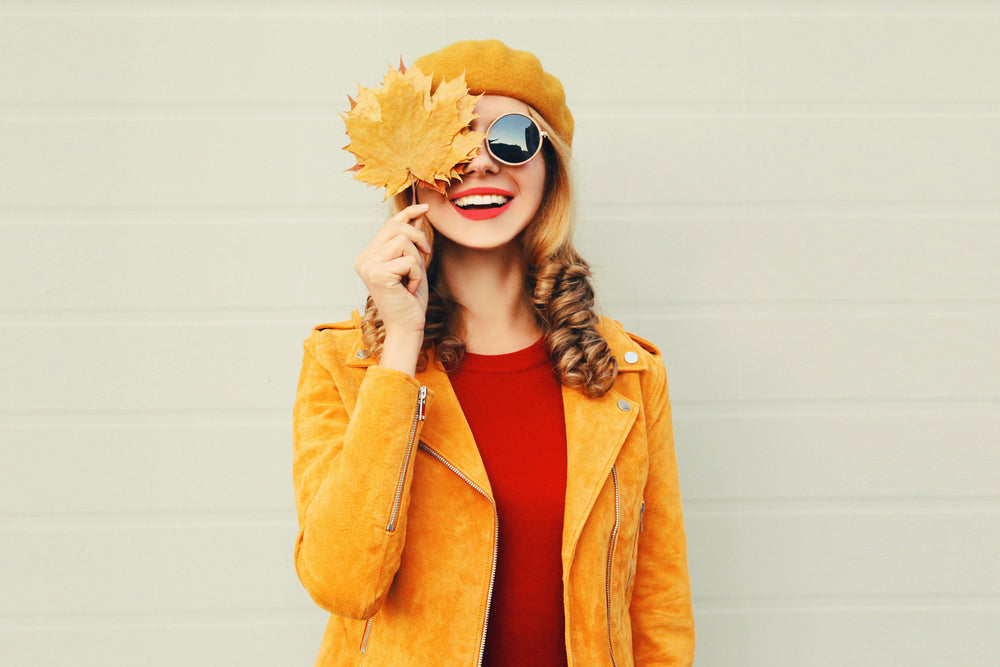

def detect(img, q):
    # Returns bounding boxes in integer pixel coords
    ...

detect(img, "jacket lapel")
[415,354,493,496]
[561,317,649,561]
[561,383,638,559]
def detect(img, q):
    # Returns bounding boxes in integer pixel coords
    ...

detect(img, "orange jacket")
[292,313,694,666]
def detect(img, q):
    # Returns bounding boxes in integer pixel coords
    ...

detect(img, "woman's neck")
[438,241,543,354]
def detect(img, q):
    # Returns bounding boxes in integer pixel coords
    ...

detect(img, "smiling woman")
[292,39,695,667]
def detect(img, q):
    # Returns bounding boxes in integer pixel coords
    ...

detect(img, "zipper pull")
[417,386,427,421]
[640,500,645,533]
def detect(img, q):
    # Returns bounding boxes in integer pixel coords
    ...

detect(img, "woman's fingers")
[394,202,429,222]
[364,232,423,267]
[355,207,433,301]
[381,255,424,295]
[356,225,429,273]
[359,257,422,296]
[378,204,431,253]
[355,204,431,285]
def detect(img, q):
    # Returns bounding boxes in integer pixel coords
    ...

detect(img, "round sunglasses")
[483,113,548,166]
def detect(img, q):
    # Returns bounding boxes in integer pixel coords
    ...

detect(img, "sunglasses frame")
[483,113,548,166]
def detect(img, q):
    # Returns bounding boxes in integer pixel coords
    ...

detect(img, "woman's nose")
[463,138,500,175]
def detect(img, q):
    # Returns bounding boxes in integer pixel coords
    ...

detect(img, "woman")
[293,39,694,666]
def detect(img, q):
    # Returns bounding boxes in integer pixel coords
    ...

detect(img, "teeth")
[452,193,511,208]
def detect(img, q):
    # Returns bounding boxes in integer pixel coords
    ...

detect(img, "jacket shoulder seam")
[312,319,356,332]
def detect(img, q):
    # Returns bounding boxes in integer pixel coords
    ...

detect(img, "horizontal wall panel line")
[673,398,1000,412]
[685,497,1000,516]
[0,204,376,220]
[585,207,1000,220]
[0,408,291,421]
[0,509,295,529]
[0,310,355,325]
[612,301,1000,316]
[0,415,289,427]
[2,105,999,119]
[578,105,1000,118]
[622,307,1000,319]
[695,593,1000,614]
[674,398,1000,416]
[0,608,318,627]
[585,201,1000,216]
[2,3,999,18]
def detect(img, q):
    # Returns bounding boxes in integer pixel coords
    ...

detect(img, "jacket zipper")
[606,465,621,667]
[418,443,498,667]
[359,618,373,654]
[386,386,427,532]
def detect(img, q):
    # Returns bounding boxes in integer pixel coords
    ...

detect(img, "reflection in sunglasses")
[485,114,546,166]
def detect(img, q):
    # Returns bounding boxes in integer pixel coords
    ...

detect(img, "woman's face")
[418,95,547,252]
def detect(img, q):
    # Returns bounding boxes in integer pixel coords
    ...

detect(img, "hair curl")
[361,107,617,397]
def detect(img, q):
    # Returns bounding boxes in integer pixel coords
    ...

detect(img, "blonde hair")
[361,108,617,397]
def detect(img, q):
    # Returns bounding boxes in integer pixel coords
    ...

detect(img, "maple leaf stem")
[409,172,416,206]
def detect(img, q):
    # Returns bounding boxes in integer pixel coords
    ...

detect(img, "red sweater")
[449,338,569,667]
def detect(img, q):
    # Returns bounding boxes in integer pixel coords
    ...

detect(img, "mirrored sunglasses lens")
[488,115,541,164]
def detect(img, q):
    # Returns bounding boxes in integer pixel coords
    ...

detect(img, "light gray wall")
[2,2,998,665]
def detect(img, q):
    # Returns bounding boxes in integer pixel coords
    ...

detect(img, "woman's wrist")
[379,330,424,377]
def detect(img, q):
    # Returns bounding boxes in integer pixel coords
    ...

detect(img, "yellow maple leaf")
[343,62,486,200]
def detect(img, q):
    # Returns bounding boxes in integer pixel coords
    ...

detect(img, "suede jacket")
[292,312,695,666]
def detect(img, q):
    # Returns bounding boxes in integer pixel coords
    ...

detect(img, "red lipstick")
[449,187,514,220]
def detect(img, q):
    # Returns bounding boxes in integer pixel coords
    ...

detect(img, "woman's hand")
[353,203,432,375]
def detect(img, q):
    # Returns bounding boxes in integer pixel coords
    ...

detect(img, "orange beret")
[413,39,574,146]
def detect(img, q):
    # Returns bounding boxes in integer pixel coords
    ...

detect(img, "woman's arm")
[292,203,433,618]
[292,339,429,619]
[629,358,695,665]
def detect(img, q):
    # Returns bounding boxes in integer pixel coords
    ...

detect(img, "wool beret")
[413,39,574,146]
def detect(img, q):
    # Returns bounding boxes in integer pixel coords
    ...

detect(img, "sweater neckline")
[458,337,549,374]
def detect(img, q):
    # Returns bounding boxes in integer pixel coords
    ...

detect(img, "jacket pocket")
[626,499,644,590]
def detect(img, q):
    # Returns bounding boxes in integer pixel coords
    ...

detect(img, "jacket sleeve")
[291,333,429,619]
[630,357,695,665]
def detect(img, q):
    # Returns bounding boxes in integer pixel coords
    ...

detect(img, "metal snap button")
[617,399,631,412]
[623,351,639,364]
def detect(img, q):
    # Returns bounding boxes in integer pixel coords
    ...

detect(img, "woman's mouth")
[449,188,513,220]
